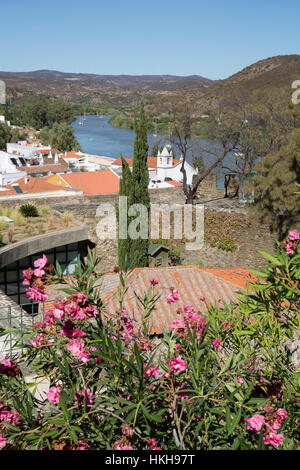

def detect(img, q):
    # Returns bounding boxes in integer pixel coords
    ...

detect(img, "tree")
[168,89,295,204]
[46,122,82,152]
[0,122,12,151]
[127,100,150,268]
[118,156,132,271]
[247,129,300,240]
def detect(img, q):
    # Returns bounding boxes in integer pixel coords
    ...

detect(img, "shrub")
[0,235,299,450]
[19,203,39,218]
[211,237,237,251]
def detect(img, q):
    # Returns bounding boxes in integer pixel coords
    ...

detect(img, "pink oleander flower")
[121,424,134,437]
[33,268,45,278]
[74,388,95,406]
[212,338,221,350]
[45,309,55,325]
[266,419,282,432]
[29,334,45,348]
[85,305,98,318]
[0,434,7,449]
[171,319,185,331]
[288,229,300,241]
[286,242,295,255]
[72,292,88,306]
[64,301,86,321]
[237,376,244,385]
[60,320,75,338]
[148,438,162,450]
[166,289,179,303]
[263,431,284,448]
[223,320,232,330]
[183,305,195,314]
[0,406,20,425]
[26,287,48,302]
[67,339,90,363]
[22,268,33,283]
[150,278,159,285]
[47,385,62,404]
[0,357,20,377]
[77,440,89,450]
[245,414,265,432]
[144,364,160,378]
[276,408,288,420]
[113,440,134,450]
[199,296,206,301]
[53,308,65,320]
[170,356,187,374]
[34,254,48,270]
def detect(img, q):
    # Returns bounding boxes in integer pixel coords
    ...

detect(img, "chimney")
[54,153,58,164]
[24,174,28,185]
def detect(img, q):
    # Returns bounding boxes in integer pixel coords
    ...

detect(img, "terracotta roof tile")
[58,170,120,195]
[16,157,68,174]
[1,176,71,196]
[102,265,254,334]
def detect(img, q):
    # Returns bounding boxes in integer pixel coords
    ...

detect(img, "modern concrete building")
[0,221,93,313]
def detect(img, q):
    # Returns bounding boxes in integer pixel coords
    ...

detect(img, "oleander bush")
[0,232,299,450]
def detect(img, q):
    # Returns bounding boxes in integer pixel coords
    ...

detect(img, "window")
[0,242,80,308]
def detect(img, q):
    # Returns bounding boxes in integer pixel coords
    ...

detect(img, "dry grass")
[0,205,77,248]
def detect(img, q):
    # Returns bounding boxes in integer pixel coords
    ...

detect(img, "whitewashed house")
[61,151,100,171]
[0,151,26,186]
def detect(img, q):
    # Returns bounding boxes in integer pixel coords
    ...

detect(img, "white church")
[111,145,198,187]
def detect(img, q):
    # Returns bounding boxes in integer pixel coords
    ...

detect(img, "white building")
[111,145,198,186]
[156,145,198,185]
[0,151,26,186]
[60,151,100,172]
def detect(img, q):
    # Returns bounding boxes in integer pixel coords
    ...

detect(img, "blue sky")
[1,0,299,79]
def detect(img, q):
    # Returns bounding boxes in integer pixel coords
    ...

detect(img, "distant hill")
[0,69,214,106]
[1,55,300,115]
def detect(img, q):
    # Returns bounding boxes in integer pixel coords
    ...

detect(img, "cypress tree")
[127,99,150,268]
[118,156,132,271]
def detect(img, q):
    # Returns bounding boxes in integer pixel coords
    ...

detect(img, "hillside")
[0,69,214,106]
[152,54,300,115]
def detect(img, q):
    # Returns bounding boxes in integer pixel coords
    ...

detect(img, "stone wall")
[193,173,224,200]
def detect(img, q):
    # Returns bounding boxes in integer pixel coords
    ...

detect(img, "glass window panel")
[0,284,6,293]
[68,243,78,251]
[10,295,18,304]
[7,284,18,295]
[67,264,76,275]
[46,253,55,265]
[56,245,66,253]
[6,271,18,282]
[6,261,18,269]
[56,252,66,263]
[0,271,5,283]
[18,257,30,269]
[67,251,79,263]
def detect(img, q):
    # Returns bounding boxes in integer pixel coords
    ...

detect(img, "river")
[71,115,236,188]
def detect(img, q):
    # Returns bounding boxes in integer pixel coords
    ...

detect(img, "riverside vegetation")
[0,231,299,450]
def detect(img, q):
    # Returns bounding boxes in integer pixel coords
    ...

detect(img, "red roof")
[167,180,183,187]
[58,170,120,195]
[0,176,70,196]
[37,148,60,154]
[16,157,68,175]
[102,265,255,334]
[62,152,86,160]
[112,156,182,169]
